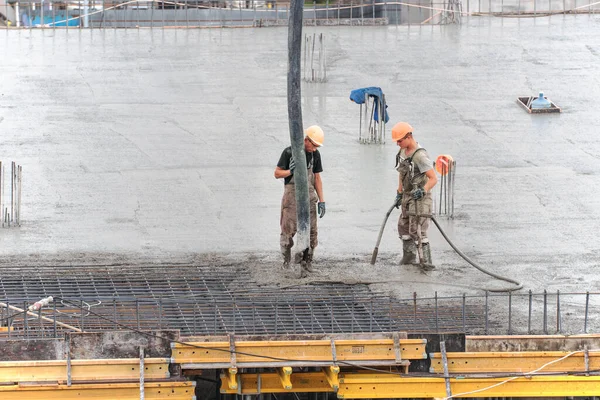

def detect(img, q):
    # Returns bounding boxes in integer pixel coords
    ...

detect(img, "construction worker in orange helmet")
[392,122,438,270]
[274,125,326,277]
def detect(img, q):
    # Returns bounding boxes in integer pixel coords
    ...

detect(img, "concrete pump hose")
[431,216,523,292]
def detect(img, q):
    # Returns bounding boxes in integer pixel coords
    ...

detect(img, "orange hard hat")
[391,122,413,142]
[305,125,324,147]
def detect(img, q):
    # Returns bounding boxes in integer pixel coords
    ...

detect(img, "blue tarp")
[349,87,389,123]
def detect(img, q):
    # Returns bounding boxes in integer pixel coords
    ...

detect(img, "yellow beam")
[429,351,600,373]
[0,381,195,399]
[323,365,340,390]
[277,367,293,389]
[336,374,600,398]
[220,371,335,394]
[221,367,238,390]
[0,358,170,383]
[173,338,426,368]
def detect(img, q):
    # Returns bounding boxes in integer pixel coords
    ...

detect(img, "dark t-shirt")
[277,146,323,185]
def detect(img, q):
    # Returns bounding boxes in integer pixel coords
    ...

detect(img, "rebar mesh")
[0,265,490,338]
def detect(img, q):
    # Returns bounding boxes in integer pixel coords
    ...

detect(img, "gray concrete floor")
[1,16,600,324]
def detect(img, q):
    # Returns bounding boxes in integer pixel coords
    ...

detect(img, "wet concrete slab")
[1,16,600,299]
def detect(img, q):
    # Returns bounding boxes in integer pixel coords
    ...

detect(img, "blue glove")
[318,202,326,218]
[288,157,295,175]
[412,187,426,200]
[395,191,403,208]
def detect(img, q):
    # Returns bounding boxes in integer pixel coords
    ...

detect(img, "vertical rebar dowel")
[253,305,257,335]
[462,293,466,332]
[0,161,3,227]
[274,302,279,335]
[17,165,22,226]
[311,32,316,81]
[543,290,548,334]
[213,301,218,333]
[388,297,393,332]
[11,162,14,223]
[136,299,140,330]
[484,291,489,334]
[350,294,355,333]
[451,161,456,217]
[158,299,163,330]
[293,303,297,333]
[24,301,29,338]
[370,298,374,332]
[194,304,198,335]
[233,300,237,334]
[331,299,335,333]
[80,299,85,332]
[438,163,443,215]
[584,292,589,333]
[140,347,145,400]
[435,292,439,333]
[508,291,512,335]
[528,290,532,334]
[413,292,417,331]
[38,309,44,338]
[113,297,118,329]
[53,300,57,338]
[6,301,10,339]
[67,340,72,386]
[556,290,561,333]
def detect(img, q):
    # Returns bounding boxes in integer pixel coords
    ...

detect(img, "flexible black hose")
[431,215,523,292]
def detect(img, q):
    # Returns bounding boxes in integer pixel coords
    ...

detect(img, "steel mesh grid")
[0,265,489,338]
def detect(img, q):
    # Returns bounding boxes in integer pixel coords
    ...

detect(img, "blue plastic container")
[531,92,552,109]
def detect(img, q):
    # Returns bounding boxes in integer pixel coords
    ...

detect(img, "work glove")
[288,157,296,175]
[318,202,326,218]
[412,187,426,200]
[394,191,403,209]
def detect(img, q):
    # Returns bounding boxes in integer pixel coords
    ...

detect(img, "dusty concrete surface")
[1,16,600,331]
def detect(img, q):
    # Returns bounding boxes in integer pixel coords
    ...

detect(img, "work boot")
[303,248,315,273]
[401,240,417,265]
[420,243,435,270]
[281,247,291,269]
[300,261,309,278]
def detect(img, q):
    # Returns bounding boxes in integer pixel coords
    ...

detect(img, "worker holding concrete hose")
[274,125,326,275]
[392,122,438,270]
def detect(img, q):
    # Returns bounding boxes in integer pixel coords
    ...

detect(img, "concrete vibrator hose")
[371,202,523,293]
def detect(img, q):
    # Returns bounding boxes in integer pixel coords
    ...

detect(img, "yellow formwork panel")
[220,371,336,394]
[0,381,195,399]
[172,338,427,366]
[0,358,170,383]
[336,374,600,398]
[429,351,600,373]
